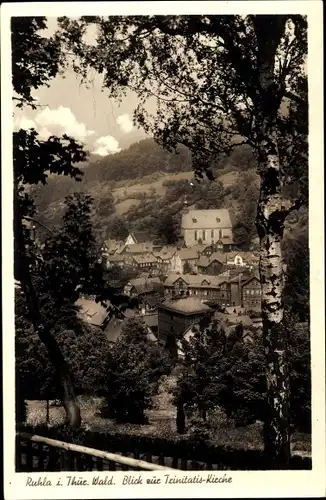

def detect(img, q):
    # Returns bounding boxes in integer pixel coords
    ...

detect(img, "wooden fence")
[16,432,176,472]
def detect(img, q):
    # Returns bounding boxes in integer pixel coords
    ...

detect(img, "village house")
[241,273,261,310]
[225,251,260,268]
[197,252,225,275]
[122,241,154,255]
[76,298,110,330]
[176,247,200,273]
[153,246,178,274]
[139,296,163,315]
[101,239,123,256]
[163,273,233,307]
[132,253,159,273]
[76,297,157,343]
[123,277,163,298]
[106,253,126,269]
[125,231,153,245]
[157,297,214,356]
[181,209,233,249]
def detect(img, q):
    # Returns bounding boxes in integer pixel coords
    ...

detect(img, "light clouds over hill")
[14,105,138,156]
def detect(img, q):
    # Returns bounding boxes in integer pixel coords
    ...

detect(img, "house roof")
[130,231,153,243]
[128,277,161,288]
[191,244,212,254]
[164,273,229,288]
[242,272,260,287]
[181,209,232,230]
[153,246,178,260]
[76,298,108,327]
[107,254,125,262]
[161,297,213,314]
[197,252,226,268]
[143,314,158,329]
[177,248,199,260]
[142,296,163,307]
[125,242,154,254]
[133,253,157,264]
[102,239,122,253]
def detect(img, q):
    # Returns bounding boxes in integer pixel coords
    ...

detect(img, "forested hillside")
[31,137,306,252]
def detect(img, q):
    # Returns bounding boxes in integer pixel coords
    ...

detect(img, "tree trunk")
[257,193,290,468]
[14,198,81,429]
[253,15,292,468]
[176,402,186,434]
[255,137,291,467]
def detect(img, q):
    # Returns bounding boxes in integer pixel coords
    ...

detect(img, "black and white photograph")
[2,1,325,498]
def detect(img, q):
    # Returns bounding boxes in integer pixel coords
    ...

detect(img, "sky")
[13,18,149,156]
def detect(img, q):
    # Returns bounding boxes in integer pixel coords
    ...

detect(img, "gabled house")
[153,246,178,274]
[139,296,163,315]
[163,273,232,306]
[76,298,110,330]
[181,209,233,248]
[197,252,226,275]
[122,242,154,254]
[157,297,214,357]
[125,231,153,245]
[124,277,162,297]
[132,253,158,272]
[176,247,200,273]
[241,273,261,310]
[101,239,122,255]
[106,253,126,269]
[226,252,260,268]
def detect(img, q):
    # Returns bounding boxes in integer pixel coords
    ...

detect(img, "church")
[181,208,233,249]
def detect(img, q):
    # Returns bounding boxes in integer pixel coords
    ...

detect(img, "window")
[195,230,198,241]
[203,230,206,241]
[192,218,197,223]
[211,229,214,238]
[219,229,223,239]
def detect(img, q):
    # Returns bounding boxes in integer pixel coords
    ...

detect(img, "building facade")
[157,298,214,356]
[181,209,233,248]
[163,274,233,307]
[241,275,261,309]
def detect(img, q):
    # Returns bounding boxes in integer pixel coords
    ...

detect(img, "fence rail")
[16,432,175,472]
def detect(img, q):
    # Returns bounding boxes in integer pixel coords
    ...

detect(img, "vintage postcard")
[1,1,325,498]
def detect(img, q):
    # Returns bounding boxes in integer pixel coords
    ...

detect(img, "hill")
[30,137,263,246]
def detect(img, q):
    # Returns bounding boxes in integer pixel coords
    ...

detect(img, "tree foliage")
[57,13,308,462]
[176,319,310,432]
[176,323,266,425]
[283,225,309,322]
[104,318,171,423]
[15,288,110,404]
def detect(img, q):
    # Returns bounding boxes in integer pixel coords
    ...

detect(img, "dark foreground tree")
[12,16,88,427]
[104,318,171,423]
[15,288,110,418]
[176,319,310,437]
[175,323,266,428]
[58,14,308,464]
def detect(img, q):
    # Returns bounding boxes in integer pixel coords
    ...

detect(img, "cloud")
[14,116,36,131]
[14,106,96,143]
[34,106,95,141]
[92,135,121,156]
[116,113,133,133]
